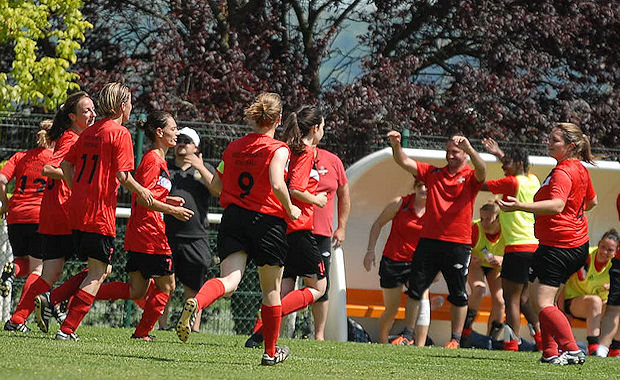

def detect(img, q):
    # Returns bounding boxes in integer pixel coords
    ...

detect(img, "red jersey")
[124,150,172,255]
[286,145,319,232]
[39,130,79,235]
[534,159,596,248]
[65,118,134,237]
[416,162,482,244]
[382,194,424,262]
[218,133,289,219]
[313,148,348,237]
[0,147,52,224]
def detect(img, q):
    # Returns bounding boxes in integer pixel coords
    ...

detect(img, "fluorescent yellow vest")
[564,246,612,301]
[472,220,506,269]
[499,173,539,247]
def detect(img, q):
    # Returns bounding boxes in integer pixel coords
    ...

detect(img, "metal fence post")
[402,129,410,148]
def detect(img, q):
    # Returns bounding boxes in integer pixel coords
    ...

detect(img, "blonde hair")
[244,93,282,129]
[480,200,500,215]
[554,122,595,165]
[97,82,131,118]
[37,119,53,148]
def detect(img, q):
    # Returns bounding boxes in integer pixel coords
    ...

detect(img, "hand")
[0,202,8,219]
[363,251,376,272]
[488,255,503,268]
[315,192,328,208]
[288,205,302,220]
[497,196,519,212]
[387,130,402,146]
[451,135,474,154]
[172,206,194,221]
[332,227,346,247]
[137,187,154,207]
[183,152,206,169]
[481,137,503,158]
[166,196,185,207]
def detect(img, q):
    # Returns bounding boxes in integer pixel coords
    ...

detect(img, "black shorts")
[41,234,78,261]
[531,243,589,288]
[283,230,326,279]
[607,258,620,306]
[314,234,331,302]
[563,297,587,321]
[379,256,411,289]
[501,250,535,284]
[72,230,115,265]
[169,236,212,291]
[7,223,43,258]
[126,252,174,278]
[217,204,288,267]
[406,238,471,307]
[482,266,494,276]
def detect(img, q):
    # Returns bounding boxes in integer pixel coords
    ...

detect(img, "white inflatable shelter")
[325,147,620,343]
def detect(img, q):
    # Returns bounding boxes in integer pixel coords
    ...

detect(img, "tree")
[0,0,92,111]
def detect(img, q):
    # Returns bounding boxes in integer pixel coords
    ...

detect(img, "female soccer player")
[51,82,154,340]
[363,179,429,346]
[0,120,53,331]
[499,122,597,365]
[175,93,300,366]
[561,229,617,355]
[480,139,541,350]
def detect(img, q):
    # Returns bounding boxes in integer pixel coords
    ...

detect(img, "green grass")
[1,325,619,380]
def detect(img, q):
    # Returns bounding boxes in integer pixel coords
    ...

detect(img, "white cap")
[178,127,200,146]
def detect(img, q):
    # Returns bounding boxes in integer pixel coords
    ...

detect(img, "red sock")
[252,316,263,334]
[532,331,543,351]
[95,282,130,301]
[587,343,599,356]
[261,304,282,357]
[133,288,170,337]
[539,306,579,352]
[134,280,157,310]
[10,274,50,324]
[50,269,89,305]
[281,288,314,316]
[609,348,620,357]
[194,278,225,309]
[13,257,30,277]
[60,289,95,334]
[503,339,519,351]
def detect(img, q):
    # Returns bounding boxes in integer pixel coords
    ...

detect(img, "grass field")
[1,325,619,380]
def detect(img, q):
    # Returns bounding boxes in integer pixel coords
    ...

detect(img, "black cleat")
[0,262,15,297]
[131,334,154,342]
[35,292,53,333]
[3,320,30,332]
[562,350,586,365]
[245,332,264,348]
[261,346,290,366]
[539,355,567,365]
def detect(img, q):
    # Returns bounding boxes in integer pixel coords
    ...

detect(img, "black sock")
[464,308,477,329]
[586,336,599,345]
[611,340,620,350]
[402,326,414,340]
[451,332,462,343]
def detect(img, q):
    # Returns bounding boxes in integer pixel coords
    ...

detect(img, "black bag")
[347,317,372,343]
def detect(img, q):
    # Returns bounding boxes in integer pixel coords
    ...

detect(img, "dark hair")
[282,105,323,155]
[503,146,530,173]
[49,92,91,141]
[136,111,172,141]
[601,228,619,243]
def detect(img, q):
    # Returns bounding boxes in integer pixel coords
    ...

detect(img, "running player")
[363,179,429,346]
[498,122,597,365]
[0,120,53,332]
[388,130,486,349]
[480,138,542,350]
[175,93,300,366]
[50,82,154,340]
[560,229,617,355]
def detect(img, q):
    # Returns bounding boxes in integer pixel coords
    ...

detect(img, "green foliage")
[0,0,92,111]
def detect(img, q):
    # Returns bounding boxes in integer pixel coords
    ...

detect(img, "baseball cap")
[178,127,200,146]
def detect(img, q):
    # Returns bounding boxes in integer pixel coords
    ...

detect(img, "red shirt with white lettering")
[534,159,595,248]
[312,148,348,237]
[39,130,79,235]
[124,150,172,255]
[286,144,319,233]
[382,194,424,262]
[218,133,289,219]
[65,118,134,237]
[0,147,52,224]
[416,161,482,244]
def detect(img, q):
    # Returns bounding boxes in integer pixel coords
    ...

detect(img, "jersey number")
[18,176,46,194]
[76,154,99,184]
[238,172,254,199]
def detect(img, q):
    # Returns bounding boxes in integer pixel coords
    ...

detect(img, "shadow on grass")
[0,331,54,342]
[83,350,251,366]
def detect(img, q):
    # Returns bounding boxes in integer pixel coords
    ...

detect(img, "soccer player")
[498,122,597,365]
[51,82,154,340]
[0,120,53,331]
[310,146,350,341]
[480,139,542,350]
[387,130,486,349]
[594,230,620,358]
[560,229,617,355]
[363,179,429,346]
[175,93,300,366]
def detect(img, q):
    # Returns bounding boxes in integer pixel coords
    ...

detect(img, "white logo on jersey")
[310,168,320,182]
[457,177,465,183]
[317,165,328,176]
[157,176,172,191]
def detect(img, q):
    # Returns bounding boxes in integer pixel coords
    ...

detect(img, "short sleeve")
[334,155,348,187]
[486,176,518,196]
[548,168,572,201]
[135,155,159,190]
[112,129,134,173]
[288,149,313,192]
[49,133,76,167]
[471,223,479,246]
[415,161,434,182]
[64,138,78,165]
[0,152,20,180]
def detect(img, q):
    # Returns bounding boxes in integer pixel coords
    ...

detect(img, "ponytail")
[49,91,91,141]
[282,112,305,155]
[554,122,596,165]
[36,119,53,148]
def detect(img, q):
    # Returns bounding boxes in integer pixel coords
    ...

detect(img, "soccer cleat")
[539,355,567,365]
[35,292,54,333]
[444,339,460,349]
[176,298,198,343]
[0,262,15,297]
[391,335,414,346]
[3,320,30,332]
[609,349,620,357]
[55,330,79,341]
[261,346,290,366]
[245,332,264,348]
[561,350,586,365]
[131,334,154,342]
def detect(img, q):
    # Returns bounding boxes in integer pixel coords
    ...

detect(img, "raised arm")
[387,131,418,176]
[364,197,402,272]
[481,137,505,160]
[453,135,486,182]
[184,153,221,197]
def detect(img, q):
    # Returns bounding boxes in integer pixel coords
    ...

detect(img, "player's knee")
[447,291,468,307]
[471,281,486,297]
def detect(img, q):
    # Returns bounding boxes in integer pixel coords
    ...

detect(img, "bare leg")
[378,286,404,343]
